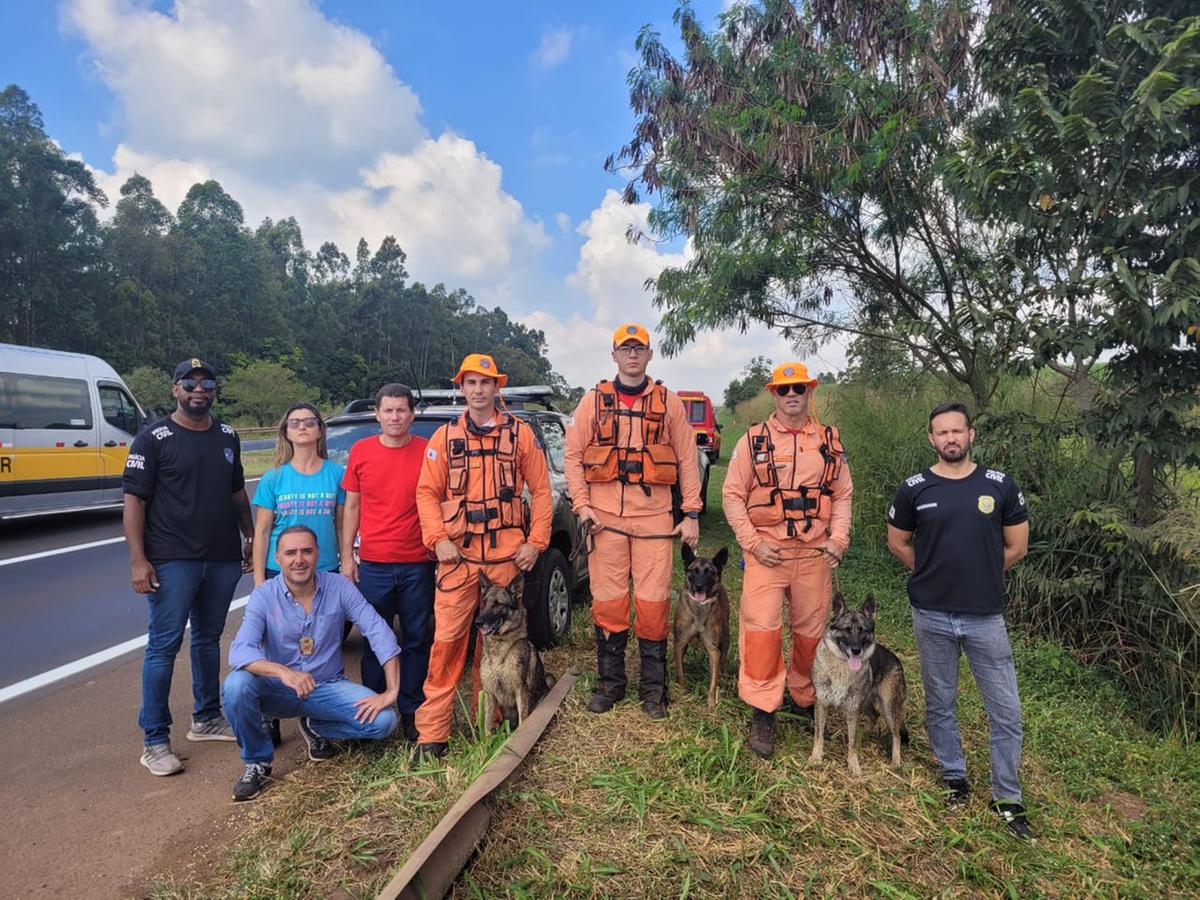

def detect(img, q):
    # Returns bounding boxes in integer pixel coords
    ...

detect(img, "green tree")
[0,84,106,348]
[724,355,773,408]
[961,0,1200,519]
[609,1,1037,411]
[122,365,173,416]
[220,360,315,426]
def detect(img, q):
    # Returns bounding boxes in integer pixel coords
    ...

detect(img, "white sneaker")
[187,715,237,742]
[140,743,184,776]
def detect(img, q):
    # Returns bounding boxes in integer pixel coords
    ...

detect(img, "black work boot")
[747,708,775,759]
[638,638,669,720]
[587,626,628,713]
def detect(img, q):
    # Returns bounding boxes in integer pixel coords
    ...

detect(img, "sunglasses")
[287,416,320,429]
[179,378,217,392]
[773,383,807,396]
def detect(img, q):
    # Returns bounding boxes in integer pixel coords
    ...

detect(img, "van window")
[686,399,707,424]
[99,384,139,434]
[0,372,93,430]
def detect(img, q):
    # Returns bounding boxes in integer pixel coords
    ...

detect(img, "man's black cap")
[173,358,217,382]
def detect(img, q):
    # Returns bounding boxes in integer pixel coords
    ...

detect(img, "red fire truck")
[678,390,721,463]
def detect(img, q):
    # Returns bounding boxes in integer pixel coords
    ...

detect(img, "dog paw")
[848,759,862,778]
[809,749,823,764]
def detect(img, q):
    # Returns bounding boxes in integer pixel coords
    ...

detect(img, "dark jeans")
[140,559,243,745]
[357,560,435,714]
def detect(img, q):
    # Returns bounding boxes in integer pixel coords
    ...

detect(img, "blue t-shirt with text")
[253,460,346,572]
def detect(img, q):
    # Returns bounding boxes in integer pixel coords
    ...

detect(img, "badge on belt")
[299,636,315,656]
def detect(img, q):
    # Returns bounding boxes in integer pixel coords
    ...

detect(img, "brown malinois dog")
[475,571,554,732]
[672,545,731,710]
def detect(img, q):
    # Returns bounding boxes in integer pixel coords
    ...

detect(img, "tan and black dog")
[672,544,731,710]
[475,572,555,732]
[810,593,908,777]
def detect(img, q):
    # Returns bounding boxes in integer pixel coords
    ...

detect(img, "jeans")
[911,607,1024,803]
[140,559,243,745]
[356,561,435,714]
[222,669,397,764]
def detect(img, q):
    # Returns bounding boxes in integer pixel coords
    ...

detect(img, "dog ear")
[477,570,493,592]
[507,574,524,603]
[863,593,876,618]
[831,592,846,618]
[713,547,729,571]
[681,542,695,567]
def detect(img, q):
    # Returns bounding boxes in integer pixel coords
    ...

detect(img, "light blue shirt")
[253,459,346,572]
[229,572,400,684]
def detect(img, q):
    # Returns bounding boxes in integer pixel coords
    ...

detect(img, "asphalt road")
[0,480,258,690]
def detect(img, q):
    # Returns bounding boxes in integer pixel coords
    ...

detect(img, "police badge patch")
[977,495,995,514]
[224,447,234,464]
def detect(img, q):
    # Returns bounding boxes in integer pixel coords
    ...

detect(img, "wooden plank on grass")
[377,669,579,900]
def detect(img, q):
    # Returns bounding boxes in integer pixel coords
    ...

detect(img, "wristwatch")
[683,511,700,520]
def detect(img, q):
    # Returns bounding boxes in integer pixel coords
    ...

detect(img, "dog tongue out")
[848,655,863,671]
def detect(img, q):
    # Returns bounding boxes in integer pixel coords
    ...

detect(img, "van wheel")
[526,548,572,650]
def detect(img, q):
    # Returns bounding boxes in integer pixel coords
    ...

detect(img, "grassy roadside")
[153,409,1200,898]
[242,450,274,479]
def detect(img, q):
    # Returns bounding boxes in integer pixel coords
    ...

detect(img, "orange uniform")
[723,413,853,711]
[564,379,702,639]
[414,411,552,744]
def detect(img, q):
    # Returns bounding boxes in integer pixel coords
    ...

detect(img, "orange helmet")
[452,353,508,388]
[766,362,818,391]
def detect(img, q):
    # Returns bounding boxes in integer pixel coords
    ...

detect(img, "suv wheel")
[526,548,572,650]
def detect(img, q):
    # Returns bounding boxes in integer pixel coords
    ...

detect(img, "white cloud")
[65,0,547,294]
[554,212,573,234]
[531,27,573,69]
[65,0,423,185]
[524,190,842,399]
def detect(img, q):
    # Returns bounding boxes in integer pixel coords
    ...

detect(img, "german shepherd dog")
[475,572,554,732]
[810,593,908,777]
[672,545,731,710]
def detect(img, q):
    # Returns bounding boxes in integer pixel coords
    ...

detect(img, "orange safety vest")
[744,422,845,537]
[581,380,679,486]
[440,415,530,554]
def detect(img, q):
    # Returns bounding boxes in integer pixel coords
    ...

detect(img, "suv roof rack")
[341,385,559,415]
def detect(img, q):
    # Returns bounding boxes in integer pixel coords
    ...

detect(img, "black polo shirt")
[123,416,245,562]
[887,465,1027,615]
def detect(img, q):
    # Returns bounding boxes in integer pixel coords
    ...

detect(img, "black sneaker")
[943,777,971,805]
[400,712,419,743]
[232,762,272,802]
[417,741,448,760]
[297,717,338,761]
[992,801,1033,839]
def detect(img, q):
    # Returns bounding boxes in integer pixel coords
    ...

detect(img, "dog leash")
[435,552,521,592]
[569,519,679,564]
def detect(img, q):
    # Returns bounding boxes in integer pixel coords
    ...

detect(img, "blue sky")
[2,1,840,395]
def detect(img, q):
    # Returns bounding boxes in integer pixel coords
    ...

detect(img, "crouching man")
[223,525,401,801]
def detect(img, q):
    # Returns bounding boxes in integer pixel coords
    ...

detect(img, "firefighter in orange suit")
[723,363,852,759]
[413,354,553,758]
[563,323,702,719]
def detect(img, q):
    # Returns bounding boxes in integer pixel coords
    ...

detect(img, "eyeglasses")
[773,383,807,396]
[179,378,217,392]
[287,417,320,429]
[615,344,650,357]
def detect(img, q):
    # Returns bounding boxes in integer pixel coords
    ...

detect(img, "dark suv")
[325,386,710,649]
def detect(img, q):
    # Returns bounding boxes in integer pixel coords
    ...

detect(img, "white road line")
[0,537,127,567]
[0,594,250,705]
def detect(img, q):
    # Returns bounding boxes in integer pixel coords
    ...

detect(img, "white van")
[0,343,147,519]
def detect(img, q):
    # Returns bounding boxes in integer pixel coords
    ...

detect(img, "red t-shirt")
[342,434,430,563]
